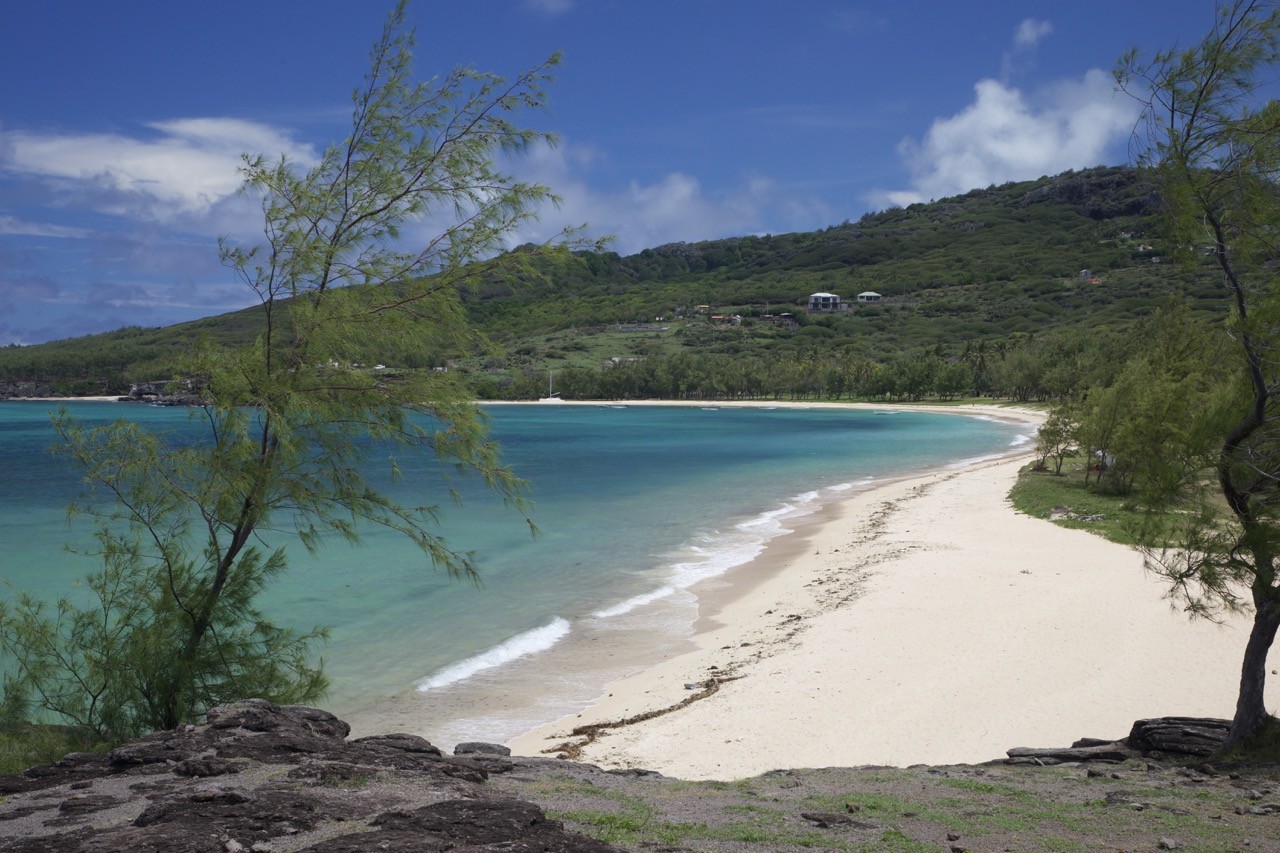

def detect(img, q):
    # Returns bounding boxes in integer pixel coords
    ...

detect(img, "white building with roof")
[807,292,841,312]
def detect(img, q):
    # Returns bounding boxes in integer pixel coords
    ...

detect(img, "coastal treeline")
[476,324,1152,405]
[1029,0,1280,753]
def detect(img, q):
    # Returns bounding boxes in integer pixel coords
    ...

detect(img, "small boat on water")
[538,370,563,403]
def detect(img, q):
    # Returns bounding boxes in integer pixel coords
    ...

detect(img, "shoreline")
[339,402,1036,748]
[510,438,1278,778]
[490,397,1038,421]
[7,395,123,403]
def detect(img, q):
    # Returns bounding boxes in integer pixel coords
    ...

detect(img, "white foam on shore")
[592,585,678,619]
[669,539,768,590]
[948,453,999,468]
[1009,433,1031,446]
[593,493,827,621]
[736,503,799,531]
[829,476,877,492]
[416,618,571,692]
[948,449,1024,468]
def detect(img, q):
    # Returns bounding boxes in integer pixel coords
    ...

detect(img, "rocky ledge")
[117,380,204,406]
[3,704,1277,852]
[1002,716,1235,766]
[0,382,54,400]
[0,699,616,852]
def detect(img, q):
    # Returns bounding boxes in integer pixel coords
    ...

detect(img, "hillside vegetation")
[0,166,1223,400]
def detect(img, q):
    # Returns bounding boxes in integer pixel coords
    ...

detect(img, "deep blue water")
[0,401,1028,742]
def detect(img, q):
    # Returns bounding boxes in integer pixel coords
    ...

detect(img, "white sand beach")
[10,395,123,403]
[511,406,1278,778]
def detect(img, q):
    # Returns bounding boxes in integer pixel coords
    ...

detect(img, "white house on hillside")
[856,291,881,303]
[807,292,841,312]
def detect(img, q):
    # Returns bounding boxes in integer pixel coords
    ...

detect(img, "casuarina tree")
[0,1,592,739]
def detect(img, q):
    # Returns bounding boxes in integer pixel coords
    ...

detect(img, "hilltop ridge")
[0,166,1219,398]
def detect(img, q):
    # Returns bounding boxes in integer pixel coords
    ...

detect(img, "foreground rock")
[0,700,614,852]
[3,706,1276,852]
[1001,716,1232,766]
[1128,717,1234,757]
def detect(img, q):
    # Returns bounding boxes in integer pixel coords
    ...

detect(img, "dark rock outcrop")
[455,741,512,757]
[1017,166,1161,220]
[0,381,53,399]
[120,380,204,406]
[1001,716,1234,766]
[1127,717,1232,757]
[1005,743,1137,764]
[0,699,617,852]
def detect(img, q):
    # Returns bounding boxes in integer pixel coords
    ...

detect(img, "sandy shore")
[7,395,123,402]
[495,398,1034,422]
[511,417,1278,778]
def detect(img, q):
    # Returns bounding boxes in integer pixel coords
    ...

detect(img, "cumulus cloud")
[873,69,1140,208]
[1003,18,1053,80]
[500,141,832,253]
[1,118,316,227]
[1013,18,1053,50]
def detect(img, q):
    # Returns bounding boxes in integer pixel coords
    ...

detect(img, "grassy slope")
[495,755,1280,852]
[0,166,1222,392]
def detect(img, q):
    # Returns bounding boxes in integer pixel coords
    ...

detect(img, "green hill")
[0,165,1222,399]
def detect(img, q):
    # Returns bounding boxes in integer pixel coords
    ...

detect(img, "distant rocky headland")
[2,700,1276,852]
[0,381,53,399]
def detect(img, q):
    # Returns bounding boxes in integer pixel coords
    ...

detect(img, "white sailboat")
[538,370,563,403]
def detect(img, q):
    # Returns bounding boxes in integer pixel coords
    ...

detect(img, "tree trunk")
[1221,594,1280,752]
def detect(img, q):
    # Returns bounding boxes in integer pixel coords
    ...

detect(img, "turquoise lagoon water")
[0,401,1029,745]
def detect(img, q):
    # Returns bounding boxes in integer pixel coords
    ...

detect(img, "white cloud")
[1,118,316,226]
[1002,18,1054,81]
[502,141,832,253]
[0,214,90,238]
[1014,18,1053,50]
[872,69,1140,208]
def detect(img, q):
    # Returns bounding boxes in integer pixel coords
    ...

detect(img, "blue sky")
[0,0,1217,345]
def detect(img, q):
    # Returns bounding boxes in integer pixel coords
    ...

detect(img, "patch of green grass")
[553,806,838,850]
[939,778,1051,808]
[0,725,100,776]
[808,791,931,815]
[552,807,654,844]
[723,802,788,818]
[1008,462,1141,544]
[861,829,936,852]
[815,781,1230,847]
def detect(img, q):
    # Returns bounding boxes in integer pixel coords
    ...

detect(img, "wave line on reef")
[416,617,571,692]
